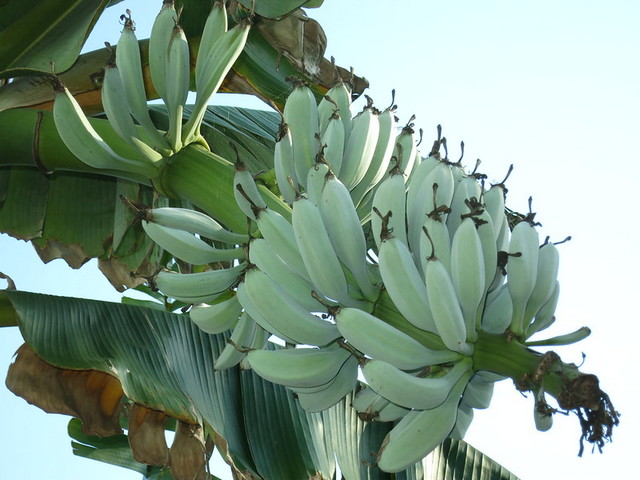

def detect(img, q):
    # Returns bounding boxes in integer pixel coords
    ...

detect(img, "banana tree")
[0,1,618,479]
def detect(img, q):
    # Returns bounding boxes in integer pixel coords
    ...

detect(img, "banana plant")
[0,1,618,479]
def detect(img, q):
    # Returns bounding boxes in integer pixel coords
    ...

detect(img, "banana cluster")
[52,2,249,177]
[142,81,584,472]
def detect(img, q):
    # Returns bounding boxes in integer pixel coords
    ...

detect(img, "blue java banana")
[148,0,177,101]
[338,105,380,189]
[361,358,472,410]
[189,293,243,334]
[334,307,460,370]
[154,262,245,303]
[214,312,261,371]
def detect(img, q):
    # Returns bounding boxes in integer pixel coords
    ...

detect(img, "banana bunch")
[52,2,250,178]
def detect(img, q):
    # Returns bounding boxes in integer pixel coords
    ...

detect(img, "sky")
[2,0,640,479]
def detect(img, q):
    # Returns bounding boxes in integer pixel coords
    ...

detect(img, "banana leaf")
[0,290,518,479]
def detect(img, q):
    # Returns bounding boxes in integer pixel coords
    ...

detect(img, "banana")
[523,242,560,329]
[274,123,297,204]
[145,206,249,244]
[339,105,380,190]
[293,355,359,412]
[182,16,250,145]
[52,80,157,178]
[154,262,246,303]
[474,209,498,300]
[306,160,330,206]
[351,387,391,421]
[239,323,270,370]
[254,208,308,278]
[391,123,417,178]
[481,283,513,334]
[405,155,440,191]
[446,176,482,235]
[449,217,485,341]
[335,307,460,370]
[371,170,407,250]
[450,405,474,440]
[524,281,560,339]
[248,238,328,312]
[350,106,398,206]
[483,184,506,241]
[424,254,473,355]
[376,401,411,423]
[318,82,352,140]
[378,234,437,333]
[116,11,171,154]
[507,218,540,336]
[406,162,455,261]
[142,220,245,264]
[320,173,379,301]
[240,267,341,346]
[524,326,591,347]
[189,293,243,334]
[320,111,345,175]
[194,1,227,92]
[214,312,258,370]
[291,195,357,307]
[234,161,267,220]
[419,216,451,278]
[164,24,190,152]
[487,213,510,293]
[283,84,320,188]
[461,374,494,409]
[362,358,472,410]
[533,387,553,432]
[375,368,472,473]
[101,63,163,164]
[148,0,177,101]
[246,344,352,389]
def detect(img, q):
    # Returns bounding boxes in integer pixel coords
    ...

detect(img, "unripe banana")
[475,209,498,295]
[52,81,157,178]
[239,323,270,370]
[371,170,407,250]
[376,401,411,423]
[182,17,250,144]
[154,262,246,303]
[305,161,330,206]
[240,267,340,346]
[523,242,560,329]
[318,82,352,140]
[283,84,320,188]
[320,112,345,175]
[274,123,297,204]
[148,1,177,101]
[145,206,249,244]
[246,344,352,389]
[446,176,482,235]
[195,1,227,91]
[116,12,171,154]
[481,283,513,334]
[248,238,328,312]
[339,106,380,189]
[419,217,451,278]
[142,220,245,265]
[483,184,506,241]
[378,235,437,333]
[351,387,391,421]
[335,307,461,370]
[524,326,590,347]
[424,255,473,355]
[350,106,397,205]
[189,293,242,334]
[533,387,553,432]
[524,281,560,338]
[450,405,474,440]
[234,161,267,220]
[391,124,417,178]
[293,355,358,412]
[376,369,472,473]
[320,173,378,301]
[213,311,257,370]
[291,195,357,307]
[461,374,494,409]
[405,155,440,191]
[165,24,190,152]
[255,208,307,278]
[101,64,163,164]
[449,217,485,341]
[507,219,540,336]
[406,162,454,261]
[362,358,472,410]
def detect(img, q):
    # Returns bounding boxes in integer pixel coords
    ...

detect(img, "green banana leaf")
[0,0,120,78]
[0,290,519,480]
[235,0,323,20]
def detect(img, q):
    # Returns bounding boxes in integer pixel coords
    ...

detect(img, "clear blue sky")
[2,0,639,479]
